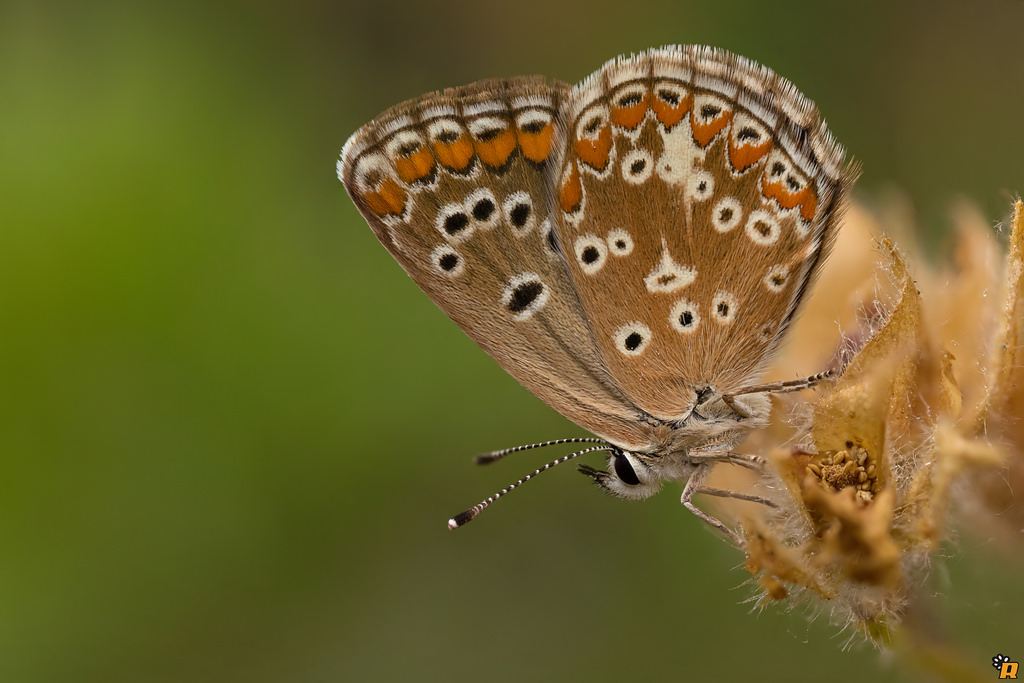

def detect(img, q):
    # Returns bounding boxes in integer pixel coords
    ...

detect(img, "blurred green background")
[2,1,1022,681]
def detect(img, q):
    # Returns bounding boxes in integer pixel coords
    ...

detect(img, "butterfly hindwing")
[552,47,855,421]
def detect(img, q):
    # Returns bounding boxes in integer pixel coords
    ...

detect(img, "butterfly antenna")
[448,446,615,529]
[475,437,608,465]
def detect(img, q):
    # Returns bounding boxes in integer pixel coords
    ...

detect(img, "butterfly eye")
[612,451,641,486]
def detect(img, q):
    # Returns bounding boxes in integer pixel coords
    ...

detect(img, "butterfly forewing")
[553,47,854,421]
[340,76,656,449]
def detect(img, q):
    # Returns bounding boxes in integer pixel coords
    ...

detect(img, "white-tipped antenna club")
[448,445,614,529]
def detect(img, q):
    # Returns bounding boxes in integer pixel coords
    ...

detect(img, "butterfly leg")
[721,394,754,418]
[723,371,833,417]
[726,370,834,400]
[693,486,778,509]
[680,464,743,546]
[687,448,766,472]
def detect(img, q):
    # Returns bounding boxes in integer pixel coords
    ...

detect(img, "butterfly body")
[340,46,855,529]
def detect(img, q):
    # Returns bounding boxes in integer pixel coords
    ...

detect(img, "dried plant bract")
[708,200,1023,644]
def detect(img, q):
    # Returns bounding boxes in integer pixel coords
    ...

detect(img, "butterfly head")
[578,449,667,500]
[580,389,772,499]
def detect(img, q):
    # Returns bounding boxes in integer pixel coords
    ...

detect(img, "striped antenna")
[475,437,608,465]
[448,445,615,529]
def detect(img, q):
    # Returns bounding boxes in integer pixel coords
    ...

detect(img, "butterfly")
[338,46,857,543]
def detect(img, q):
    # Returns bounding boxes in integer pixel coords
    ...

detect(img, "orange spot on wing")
[762,177,808,211]
[393,146,436,183]
[433,135,475,171]
[728,138,772,172]
[474,127,517,167]
[610,95,648,130]
[363,177,407,217]
[800,189,817,222]
[517,122,554,163]
[559,163,583,213]
[574,124,612,170]
[652,93,691,128]
[691,109,733,148]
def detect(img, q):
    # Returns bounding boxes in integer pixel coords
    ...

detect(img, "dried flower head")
[708,200,1023,643]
